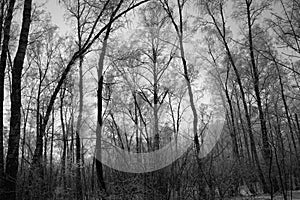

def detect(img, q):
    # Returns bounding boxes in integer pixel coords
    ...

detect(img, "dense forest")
[0,0,300,199]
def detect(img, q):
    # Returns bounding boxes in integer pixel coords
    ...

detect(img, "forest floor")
[229,190,300,200]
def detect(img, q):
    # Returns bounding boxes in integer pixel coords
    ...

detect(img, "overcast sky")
[45,0,69,34]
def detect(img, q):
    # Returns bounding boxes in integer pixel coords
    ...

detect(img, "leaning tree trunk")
[4,0,32,199]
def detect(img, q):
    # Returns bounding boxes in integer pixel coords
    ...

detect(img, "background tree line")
[0,0,300,199]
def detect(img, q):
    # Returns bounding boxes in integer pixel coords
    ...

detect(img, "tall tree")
[244,0,271,168]
[4,0,32,199]
[96,18,113,197]
[0,0,16,189]
[161,0,200,153]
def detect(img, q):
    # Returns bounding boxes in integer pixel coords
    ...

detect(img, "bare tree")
[161,0,200,153]
[0,0,16,191]
[4,0,32,199]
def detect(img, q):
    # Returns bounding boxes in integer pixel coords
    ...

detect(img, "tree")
[161,0,200,154]
[243,0,272,169]
[4,0,32,199]
[135,1,172,151]
[0,0,15,191]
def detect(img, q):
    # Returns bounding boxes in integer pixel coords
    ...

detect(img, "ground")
[229,191,300,200]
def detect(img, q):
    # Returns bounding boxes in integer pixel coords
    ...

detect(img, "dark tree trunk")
[96,73,107,195]
[95,13,115,196]
[0,0,16,191]
[60,87,67,190]
[245,1,271,168]
[49,109,54,197]
[4,0,32,199]
[0,0,5,43]
[96,39,107,194]
[234,86,251,162]
[221,55,240,161]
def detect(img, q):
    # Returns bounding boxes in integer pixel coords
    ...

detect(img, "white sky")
[45,0,69,34]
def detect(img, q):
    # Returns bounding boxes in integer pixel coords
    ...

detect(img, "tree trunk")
[153,64,160,151]
[295,113,300,148]
[4,0,32,199]
[20,92,32,196]
[75,55,83,199]
[133,92,140,153]
[49,109,54,197]
[0,0,5,44]
[96,25,111,196]
[221,57,240,160]
[245,0,271,167]
[0,0,16,191]
[234,86,251,162]
[172,0,200,153]
[60,87,67,191]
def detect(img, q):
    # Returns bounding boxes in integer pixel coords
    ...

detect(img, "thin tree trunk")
[75,55,83,199]
[4,0,32,199]
[273,102,288,200]
[133,92,140,153]
[33,77,43,174]
[20,91,32,196]
[0,0,5,44]
[49,108,54,197]
[60,87,67,191]
[295,113,300,148]
[234,87,251,162]
[164,0,200,152]
[81,141,87,198]
[68,107,74,188]
[276,104,289,188]
[245,0,271,167]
